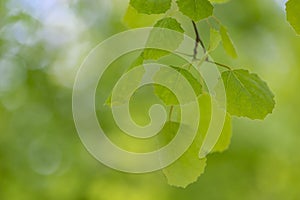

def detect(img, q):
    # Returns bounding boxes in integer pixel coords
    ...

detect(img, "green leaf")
[208,28,221,52]
[105,54,145,107]
[162,94,232,187]
[161,120,207,188]
[154,17,184,32]
[143,17,184,60]
[129,54,144,70]
[123,5,164,28]
[222,69,275,120]
[176,0,214,22]
[197,94,232,154]
[198,94,211,137]
[163,156,207,188]
[104,95,112,107]
[220,26,237,58]
[209,0,230,3]
[286,0,300,35]
[155,66,202,105]
[130,0,172,14]
[211,113,232,153]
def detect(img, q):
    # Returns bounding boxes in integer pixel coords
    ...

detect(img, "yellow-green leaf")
[220,26,237,58]
[123,5,164,28]
[208,28,221,52]
[143,17,184,60]
[176,0,214,22]
[161,118,207,188]
[130,0,172,14]
[154,66,202,105]
[286,0,300,35]
[222,69,275,119]
[209,0,230,3]
[211,113,232,153]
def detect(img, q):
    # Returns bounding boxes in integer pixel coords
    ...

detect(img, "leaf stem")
[176,51,232,71]
[206,60,232,70]
[169,105,174,121]
[175,51,195,58]
[211,15,222,25]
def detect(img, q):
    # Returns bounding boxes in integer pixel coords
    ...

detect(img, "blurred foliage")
[1,0,300,199]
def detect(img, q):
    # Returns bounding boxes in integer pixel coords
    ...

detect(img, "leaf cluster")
[115,0,276,187]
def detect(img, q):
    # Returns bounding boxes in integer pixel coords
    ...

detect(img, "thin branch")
[192,21,206,59]
[189,20,233,71]
[192,20,231,70]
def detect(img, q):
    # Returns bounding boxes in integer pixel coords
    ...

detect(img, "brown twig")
[192,21,206,59]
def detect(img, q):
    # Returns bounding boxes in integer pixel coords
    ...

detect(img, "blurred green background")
[1,0,300,199]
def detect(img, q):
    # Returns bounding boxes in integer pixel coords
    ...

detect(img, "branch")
[191,21,232,70]
[192,21,206,59]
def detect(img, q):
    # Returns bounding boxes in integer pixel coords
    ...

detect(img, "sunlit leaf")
[162,94,232,187]
[176,0,214,22]
[123,5,163,28]
[130,0,172,14]
[143,17,184,60]
[208,28,221,52]
[197,94,232,154]
[222,69,275,119]
[211,113,232,153]
[220,26,237,58]
[286,0,300,35]
[209,0,230,3]
[155,66,202,105]
[161,120,207,188]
